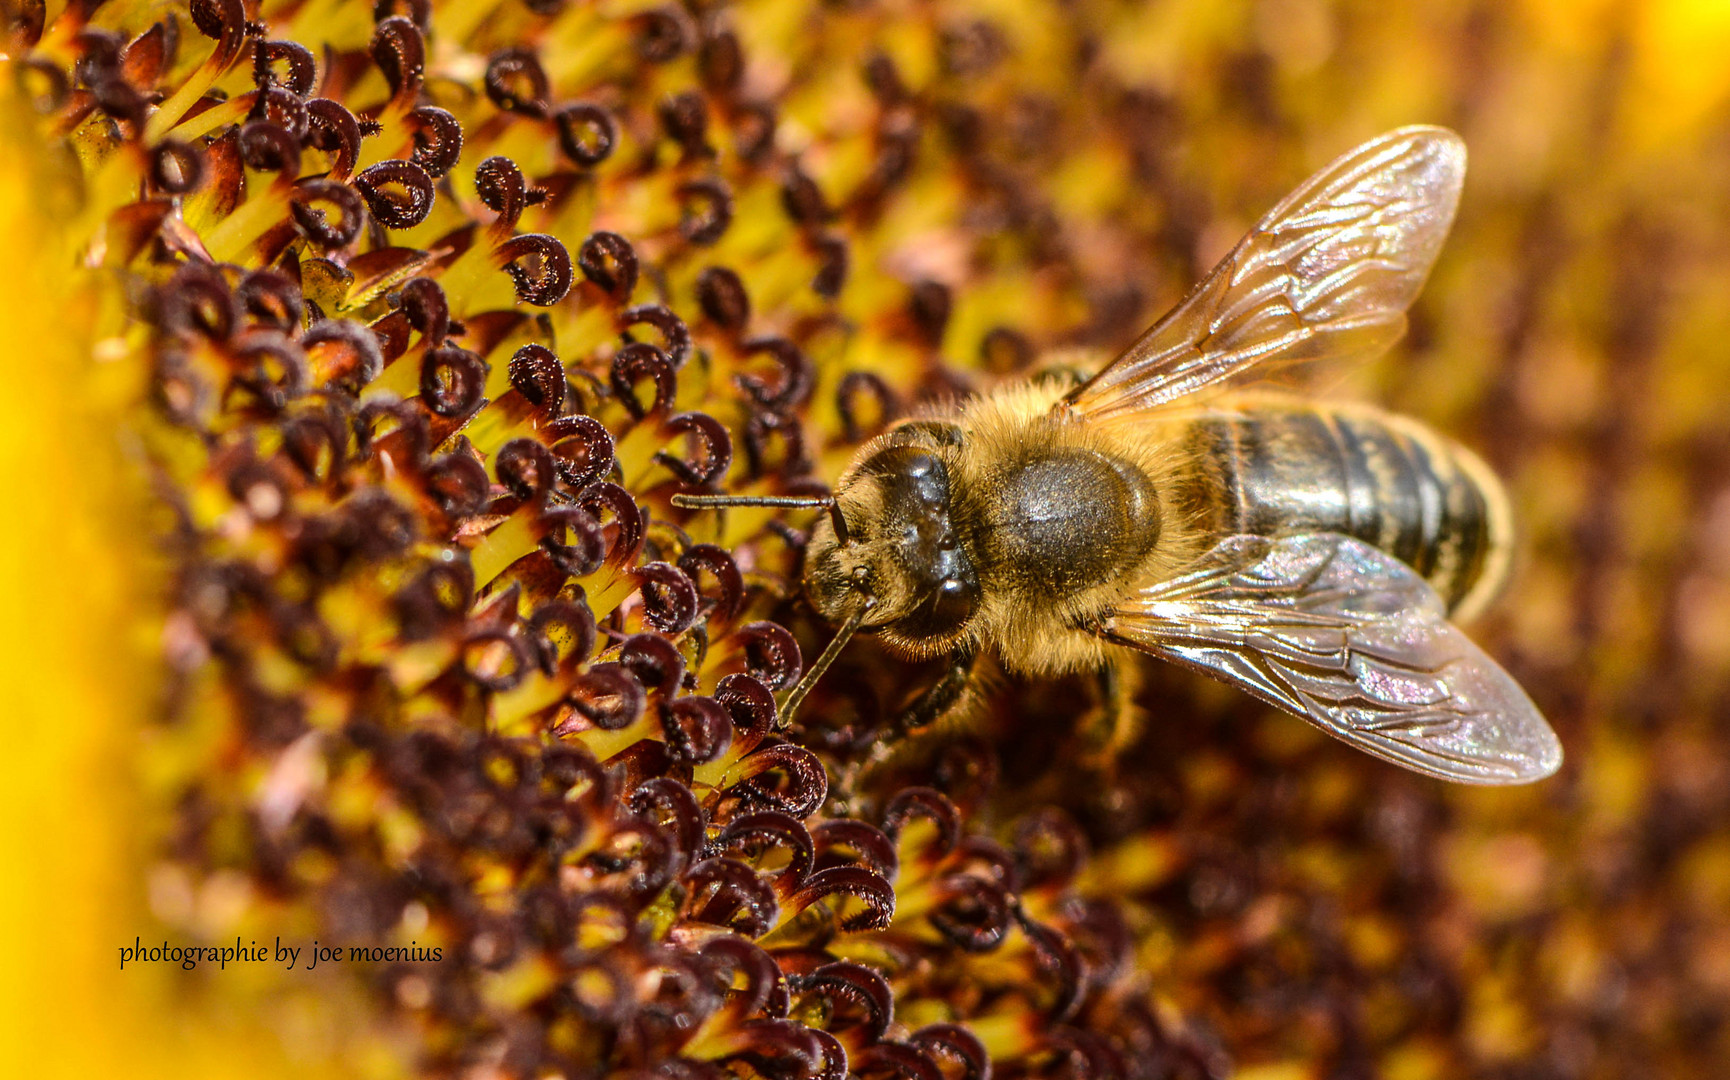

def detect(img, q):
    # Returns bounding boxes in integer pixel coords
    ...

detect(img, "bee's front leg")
[1079,654,1146,768]
[897,648,980,733]
[836,650,986,808]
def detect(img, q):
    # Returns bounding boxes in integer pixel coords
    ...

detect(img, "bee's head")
[803,424,980,658]
[670,422,980,724]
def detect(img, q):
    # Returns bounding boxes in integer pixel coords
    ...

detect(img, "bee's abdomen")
[1190,403,1511,617]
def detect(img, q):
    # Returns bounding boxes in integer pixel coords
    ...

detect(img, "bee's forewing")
[1063,127,1466,421]
[1101,533,1562,784]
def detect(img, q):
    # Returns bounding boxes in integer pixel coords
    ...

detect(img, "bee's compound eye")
[908,575,976,638]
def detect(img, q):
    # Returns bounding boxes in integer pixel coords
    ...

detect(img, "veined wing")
[1100,533,1561,784]
[1062,127,1465,422]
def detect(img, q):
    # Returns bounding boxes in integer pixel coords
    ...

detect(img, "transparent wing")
[1102,533,1561,784]
[1062,127,1466,422]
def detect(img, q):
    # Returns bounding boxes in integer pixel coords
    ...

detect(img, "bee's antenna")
[776,598,871,729]
[670,493,834,510]
[671,491,851,544]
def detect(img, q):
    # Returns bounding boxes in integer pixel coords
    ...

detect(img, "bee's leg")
[1079,655,1145,768]
[897,648,980,734]
[836,650,986,807]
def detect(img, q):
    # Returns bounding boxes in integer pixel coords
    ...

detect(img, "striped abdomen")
[1183,400,1512,619]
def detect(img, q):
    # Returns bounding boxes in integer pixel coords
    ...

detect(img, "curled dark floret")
[853,1044,945,1080]
[717,810,814,894]
[555,103,617,167]
[158,262,240,341]
[654,412,733,488]
[661,695,733,766]
[618,631,685,697]
[683,857,779,937]
[507,343,565,412]
[742,409,807,480]
[252,39,316,95]
[575,482,644,566]
[406,106,464,177]
[722,1020,832,1080]
[619,303,692,368]
[787,865,896,932]
[696,266,750,330]
[236,269,303,332]
[484,47,549,117]
[228,330,310,411]
[525,598,596,675]
[908,1026,991,1080]
[811,820,900,880]
[677,544,744,624]
[836,370,899,442]
[659,90,710,155]
[343,487,419,561]
[927,874,1013,953]
[1015,913,1084,1021]
[279,406,351,483]
[290,178,365,248]
[795,962,894,1040]
[634,5,693,62]
[498,233,573,305]
[544,414,616,489]
[634,562,700,635]
[729,741,828,819]
[421,451,491,519]
[699,26,744,91]
[677,177,734,245]
[732,622,801,692]
[737,336,813,409]
[610,342,677,421]
[1012,807,1088,889]
[495,438,558,502]
[537,506,608,576]
[811,233,849,298]
[781,166,831,225]
[149,139,205,194]
[372,0,430,32]
[397,277,449,345]
[580,815,676,902]
[302,319,383,392]
[189,0,245,43]
[369,15,425,101]
[303,99,363,178]
[359,399,431,465]
[462,629,529,692]
[697,936,788,1020]
[908,280,953,346]
[353,159,436,229]
[225,458,290,521]
[238,119,302,174]
[716,673,778,746]
[881,787,962,856]
[630,776,706,875]
[563,665,646,732]
[733,100,778,162]
[475,155,530,225]
[419,345,488,418]
[577,231,639,300]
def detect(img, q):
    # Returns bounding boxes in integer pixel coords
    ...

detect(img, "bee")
[678,126,1561,784]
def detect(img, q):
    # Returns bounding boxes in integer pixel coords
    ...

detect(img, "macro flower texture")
[8,0,1730,1079]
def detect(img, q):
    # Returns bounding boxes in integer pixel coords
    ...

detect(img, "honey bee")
[678,127,1561,784]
